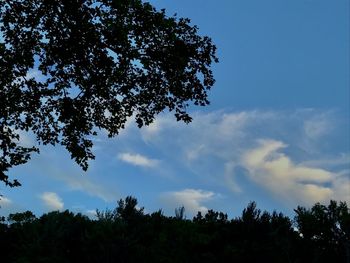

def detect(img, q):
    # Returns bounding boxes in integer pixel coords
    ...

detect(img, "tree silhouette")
[0,198,348,262]
[0,0,218,186]
[175,205,185,220]
[294,200,350,263]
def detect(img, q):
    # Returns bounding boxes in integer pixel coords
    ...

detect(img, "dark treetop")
[1,199,349,262]
[0,0,218,186]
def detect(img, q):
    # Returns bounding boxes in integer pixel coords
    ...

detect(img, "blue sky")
[1,0,349,219]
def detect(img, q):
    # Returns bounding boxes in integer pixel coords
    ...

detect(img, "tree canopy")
[1,198,349,262]
[0,0,218,186]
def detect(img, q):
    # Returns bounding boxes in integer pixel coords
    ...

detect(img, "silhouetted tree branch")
[0,0,218,186]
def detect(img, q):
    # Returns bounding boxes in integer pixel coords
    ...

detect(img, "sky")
[1,0,349,219]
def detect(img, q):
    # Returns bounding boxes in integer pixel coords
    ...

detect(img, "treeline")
[0,197,349,263]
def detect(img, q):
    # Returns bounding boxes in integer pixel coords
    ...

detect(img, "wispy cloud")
[224,161,243,193]
[12,144,122,203]
[0,196,12,207]
[40,192,64,211]
[132,109,349,206]
[161,189,216,216]
[118,153,159,168]
[57,173,120,203]
[303,112,333,139]
[0,196,18,216]
[10,108,347,214]
[85,209,97,219]
[300,153,350,168]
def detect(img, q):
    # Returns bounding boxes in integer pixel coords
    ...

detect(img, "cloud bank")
[242,139,337,205]
[40,192,64,211]
[5,108,346,215]
[135,109,349,206]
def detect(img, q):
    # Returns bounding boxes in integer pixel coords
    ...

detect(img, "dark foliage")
[0,198,349,262]
[0,0,218,186]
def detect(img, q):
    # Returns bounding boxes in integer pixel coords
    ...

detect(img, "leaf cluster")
[0,0,218,185]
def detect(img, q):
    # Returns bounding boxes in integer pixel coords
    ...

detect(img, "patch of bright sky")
[1,0,349,219]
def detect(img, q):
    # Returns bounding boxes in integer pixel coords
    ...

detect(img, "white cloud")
[303,113,333,139]
[64,176,120,203]
[161,189,216,216]
[143,119,162,137]
[141,114,181,143]
[0,196,27,216]
[241,139,346,205]
[139,110,283,162]
[300,153,350,168]
[85,209,97,218]
[118,152,159,168]
[332,175,350,202]
[132,109,348,206]
[186,144,206,161]
[0,196,12,207]
[40,192,64,211]
[217,111,272,137]
[17,108,346,213]
[224,161,243,193]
